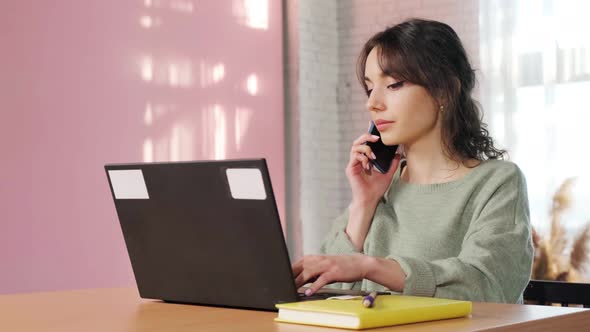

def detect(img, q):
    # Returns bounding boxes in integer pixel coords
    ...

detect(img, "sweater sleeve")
[387,168,534,303]
[319,208,364,291]
[319,208,362,255]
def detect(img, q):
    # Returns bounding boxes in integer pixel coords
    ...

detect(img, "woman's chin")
[380,135,400,147]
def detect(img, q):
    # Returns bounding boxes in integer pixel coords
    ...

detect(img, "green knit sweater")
[320,159,534,303]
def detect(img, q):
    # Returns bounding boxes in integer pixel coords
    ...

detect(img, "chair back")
[524,280,590,308]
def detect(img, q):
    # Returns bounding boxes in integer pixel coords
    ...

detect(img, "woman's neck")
[401,139,477,185]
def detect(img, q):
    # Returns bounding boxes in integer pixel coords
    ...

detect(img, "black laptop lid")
[105,159,299,310]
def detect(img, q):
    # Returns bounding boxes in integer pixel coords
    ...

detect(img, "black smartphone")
[365,121,398,173]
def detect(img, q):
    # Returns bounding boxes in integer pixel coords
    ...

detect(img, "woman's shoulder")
[478,159,521,173]
[471,159,526,187]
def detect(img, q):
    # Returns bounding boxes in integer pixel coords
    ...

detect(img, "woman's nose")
[366,89,385,112]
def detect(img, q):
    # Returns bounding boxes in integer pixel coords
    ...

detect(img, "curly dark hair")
[356,18,506,163]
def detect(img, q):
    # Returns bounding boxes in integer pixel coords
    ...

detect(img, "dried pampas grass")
[531,178,590,282]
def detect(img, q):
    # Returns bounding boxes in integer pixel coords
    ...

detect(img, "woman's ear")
[435,96,446,112]
[436,77,461,109]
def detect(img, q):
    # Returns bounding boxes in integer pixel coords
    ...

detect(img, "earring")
[439,105,444,112]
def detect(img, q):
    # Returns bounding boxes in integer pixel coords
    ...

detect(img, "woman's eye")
[387,81,405,90]
[366,81,403,97]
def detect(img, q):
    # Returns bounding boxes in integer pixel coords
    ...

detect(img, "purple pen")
[362,291,377,308]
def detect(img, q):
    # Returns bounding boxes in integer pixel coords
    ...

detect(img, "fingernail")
[371,135,379,140]
[366,163,371,170]
[305,289,312,296]
[371,152,376,159]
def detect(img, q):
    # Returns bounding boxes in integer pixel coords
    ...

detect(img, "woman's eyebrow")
[364,72,389,82]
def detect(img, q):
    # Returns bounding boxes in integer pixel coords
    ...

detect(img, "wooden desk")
[2,287,589,331]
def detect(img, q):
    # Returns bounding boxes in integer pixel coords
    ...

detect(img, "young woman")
[292,19,533,303]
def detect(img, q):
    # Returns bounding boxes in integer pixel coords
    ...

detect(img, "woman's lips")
[375,121,394,131]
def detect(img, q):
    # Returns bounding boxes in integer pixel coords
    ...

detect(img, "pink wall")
[0,0,284,294]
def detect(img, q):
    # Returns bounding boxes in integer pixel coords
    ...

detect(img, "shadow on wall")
[137,0,271,162]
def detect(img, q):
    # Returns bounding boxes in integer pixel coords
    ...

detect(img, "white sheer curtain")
[479,0,590,234]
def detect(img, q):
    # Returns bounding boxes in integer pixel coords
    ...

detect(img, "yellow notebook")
[275,295,472,330]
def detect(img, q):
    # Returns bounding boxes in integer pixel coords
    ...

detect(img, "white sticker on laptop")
[108,169,149,199]
[225,168,267,200]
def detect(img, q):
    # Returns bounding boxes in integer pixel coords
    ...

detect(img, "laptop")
[105,159,360,311]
